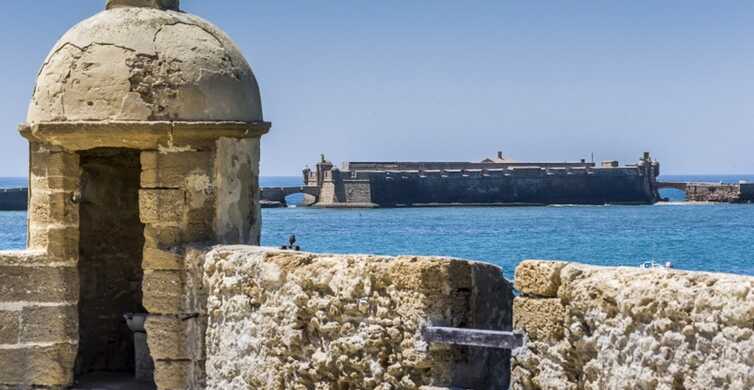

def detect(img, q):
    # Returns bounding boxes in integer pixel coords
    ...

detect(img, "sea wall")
[0,188,27,211]
[366,167,657,206]
[345,161,595,171]
[201,246,513,389]
[511,260,754,390]
[741,182,754,201]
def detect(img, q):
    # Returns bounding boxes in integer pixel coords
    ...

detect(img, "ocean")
[2,175,753,279]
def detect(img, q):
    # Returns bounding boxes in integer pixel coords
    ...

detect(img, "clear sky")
[1,1,752,176]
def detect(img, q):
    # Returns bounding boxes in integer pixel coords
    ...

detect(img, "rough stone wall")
[140,134,260,390]
[343,180,374,205]
[686,183,742,203]
[0,145,80,388]
[202,246,513,390]
[512,260,754,390]
[214,138,260,244]
[143,246,209,390]
[140,143,218,390]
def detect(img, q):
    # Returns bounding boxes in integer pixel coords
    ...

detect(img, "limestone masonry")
[1,0,269,388]
[201,247,512,389]
[512,260,754,390]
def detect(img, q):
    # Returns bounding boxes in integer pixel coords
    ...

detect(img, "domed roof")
[27,1,262,123]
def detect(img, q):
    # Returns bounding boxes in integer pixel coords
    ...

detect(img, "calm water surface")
[2,175,753,279]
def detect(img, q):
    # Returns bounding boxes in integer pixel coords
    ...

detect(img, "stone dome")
[27,1,262,123]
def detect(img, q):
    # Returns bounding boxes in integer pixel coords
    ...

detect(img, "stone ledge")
[20,121,271,151]
[0,251,50,267]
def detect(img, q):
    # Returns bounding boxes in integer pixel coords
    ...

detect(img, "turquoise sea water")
[2,175,753,279]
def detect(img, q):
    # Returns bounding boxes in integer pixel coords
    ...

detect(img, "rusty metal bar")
[422,326,524,349]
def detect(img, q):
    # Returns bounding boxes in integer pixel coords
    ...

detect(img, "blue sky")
[0,1,752,176]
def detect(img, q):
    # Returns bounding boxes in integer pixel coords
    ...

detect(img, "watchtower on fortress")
[2,0,269,388]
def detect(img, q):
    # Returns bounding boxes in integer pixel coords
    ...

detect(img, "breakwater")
[658,181,754,202]
[299,153,661,207]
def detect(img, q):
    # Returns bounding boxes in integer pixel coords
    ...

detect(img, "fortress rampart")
[0,188,26,211]
[303,155,660,207]
[200,246,513,389]
[512,260,754,390]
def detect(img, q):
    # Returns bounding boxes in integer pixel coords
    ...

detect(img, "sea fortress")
[294,152,661,207]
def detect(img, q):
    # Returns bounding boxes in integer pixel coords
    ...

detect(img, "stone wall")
[368,168,658,206]
[0,188,27,211]
[685,183,741,203]
[314,160,660,207]
[511,260,754,390]
[201,246,513,389]
[740,183,754,201]
[0,145,80,388]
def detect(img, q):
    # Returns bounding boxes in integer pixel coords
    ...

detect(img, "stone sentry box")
[0,0,269,388]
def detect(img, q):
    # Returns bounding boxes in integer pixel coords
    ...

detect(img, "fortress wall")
[201,246,513,390]
[342,180,373,204]
[511,260,754,390]
[0,188,27,211]
[366,167,655,206]
[740,183,754,201]
[0,146,80,388]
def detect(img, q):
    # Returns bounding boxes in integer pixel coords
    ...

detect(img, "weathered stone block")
[45,226,79,261]
[46,153,80,177]
[143,247,184,271]
[31,175,79,192]
[145,316,189,360]
[513,297,566,342]
[154,359,190,390]
[30,151,79,178]
[139,189,185,224]
[141,151,212,189]
[29,190,78,225]
[515,260,568,297]
[0,311,19,344]
[20,305,78,343]
[144,224,182,248]
[0,266,78,302]
[0,343,76,386]
[181,222,214,243]
[143,270,186,314]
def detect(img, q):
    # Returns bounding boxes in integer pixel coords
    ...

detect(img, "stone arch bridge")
[260,186,320,207]
[656,181,688,191]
